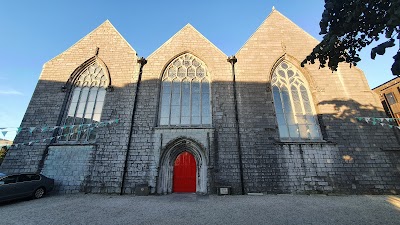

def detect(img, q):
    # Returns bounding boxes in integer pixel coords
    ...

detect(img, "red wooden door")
[173,152,196,192]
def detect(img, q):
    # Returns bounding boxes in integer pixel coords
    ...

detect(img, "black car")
[0,173,54,202]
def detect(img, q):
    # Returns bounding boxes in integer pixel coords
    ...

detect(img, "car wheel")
[33,187,45,199]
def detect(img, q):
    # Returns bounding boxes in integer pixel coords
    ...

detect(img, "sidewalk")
[1,193,400,225]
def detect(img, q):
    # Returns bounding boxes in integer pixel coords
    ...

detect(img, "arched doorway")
[173,151,196,192]
[157,138,208,194]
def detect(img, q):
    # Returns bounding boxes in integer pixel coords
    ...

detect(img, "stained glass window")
[159,53,211,126]
[61,61,108,141]
[272,61,321,140]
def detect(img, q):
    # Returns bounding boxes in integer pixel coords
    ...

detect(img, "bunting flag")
[29,127,36,134]
[3,119,120,148]
[0,119,120,134]
[355,116,400,130]
[355,117,400,122]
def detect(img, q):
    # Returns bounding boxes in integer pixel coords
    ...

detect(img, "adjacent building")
[372,77,400,125]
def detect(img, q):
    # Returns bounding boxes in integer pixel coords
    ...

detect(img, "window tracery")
[159,53,211,126]
[271,61,321,140]
[61,61,108,141]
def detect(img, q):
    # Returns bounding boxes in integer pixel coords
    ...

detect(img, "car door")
[17,174,34,197]
[0,175,19,201]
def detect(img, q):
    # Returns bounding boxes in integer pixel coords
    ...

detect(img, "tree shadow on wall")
[318,98,400,148]
[318,98,400,194]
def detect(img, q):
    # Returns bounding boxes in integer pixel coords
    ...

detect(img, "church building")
[2,9,400,195]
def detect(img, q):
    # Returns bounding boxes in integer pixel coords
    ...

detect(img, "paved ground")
[1,193,400,225]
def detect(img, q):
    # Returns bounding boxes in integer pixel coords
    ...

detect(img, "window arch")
[61,61,109,141]
[271,61,321,140]
[159,53,211,126]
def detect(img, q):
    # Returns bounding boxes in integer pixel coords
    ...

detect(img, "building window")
[159,53,211,126]
[271,61,321,140]
[61,62,108,141]
[385,92,397,105]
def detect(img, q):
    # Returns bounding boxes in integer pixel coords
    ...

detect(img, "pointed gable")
[148,24,226,60]
[41,20,138,85]
[145,24,229,82]
[47,20,136,65]
[236,9,318,59]
[235,9,322,83]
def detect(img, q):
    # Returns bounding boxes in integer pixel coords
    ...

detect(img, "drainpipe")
[227,55,245,195]
[120,57,147,195]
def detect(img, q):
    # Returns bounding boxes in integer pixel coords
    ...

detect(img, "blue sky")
[0,0,397,140]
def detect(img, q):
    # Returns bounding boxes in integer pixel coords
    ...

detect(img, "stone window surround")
[271,60,322,141]
[159,53,212,127]
[59,58,111,143]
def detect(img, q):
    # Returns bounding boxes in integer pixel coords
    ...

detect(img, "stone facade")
[2,10,400,195]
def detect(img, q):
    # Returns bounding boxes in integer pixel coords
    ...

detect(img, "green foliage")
[0,146,8,163]
[302,0,400,75]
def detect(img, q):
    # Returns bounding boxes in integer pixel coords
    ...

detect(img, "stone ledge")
[273,140,336,145]
[380,147,400,151]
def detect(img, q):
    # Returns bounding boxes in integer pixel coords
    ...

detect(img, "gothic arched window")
[61,61,109,141]
[159,53,211,126]
[271,61,321,140]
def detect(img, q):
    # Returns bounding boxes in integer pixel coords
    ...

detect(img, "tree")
[302,0,400,75]
[0,146,8,165]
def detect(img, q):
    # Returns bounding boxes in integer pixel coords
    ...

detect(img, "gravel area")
[1,193,400,225]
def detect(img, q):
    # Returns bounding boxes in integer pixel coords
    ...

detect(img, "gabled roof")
[148,23,227,59]
[45,20,136,65]
[236,8,319,55]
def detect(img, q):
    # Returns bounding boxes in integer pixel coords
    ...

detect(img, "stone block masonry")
[2,10,400,195]
[41,145,96,193]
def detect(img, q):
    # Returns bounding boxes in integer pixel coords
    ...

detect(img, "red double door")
[173,151,196,192]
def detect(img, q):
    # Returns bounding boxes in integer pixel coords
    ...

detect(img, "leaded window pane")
[309,124,321,139]
[160,81,171,125]
[160,117,169,125]
[299,124,308,139]
[68,102,77,117]
[202,117,211,124]
[288,125,300,138]
[202,93,210,116]
[276,113,286,125]
[85,102,95,119]
[273,87,284,115]
[278,125,290,138]
[272,61,321,140]
[93,113,101,122]
[159,53,211,126]
[76,87,89,118]
[94,100,104,114]
[97,89,106,102]
[71,88,81,103]
[182,80,190,119]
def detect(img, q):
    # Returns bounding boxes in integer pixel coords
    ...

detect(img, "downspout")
[120,57,147,195]
[227,55,245,195]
